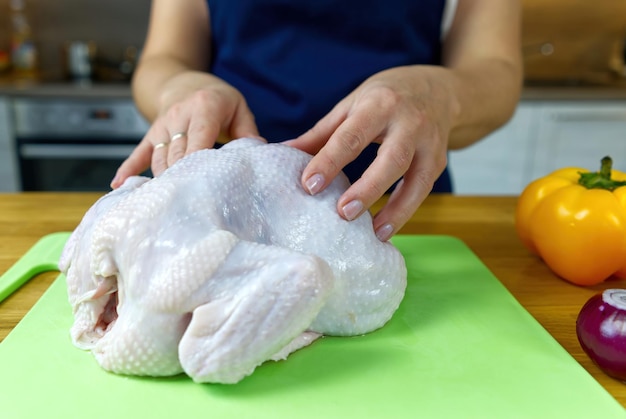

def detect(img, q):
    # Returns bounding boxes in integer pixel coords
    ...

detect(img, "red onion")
[576,289,626,381]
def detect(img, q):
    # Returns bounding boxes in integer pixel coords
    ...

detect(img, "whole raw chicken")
[59,137,407,384]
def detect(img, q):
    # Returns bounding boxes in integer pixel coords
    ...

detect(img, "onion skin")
[576,289,626,381]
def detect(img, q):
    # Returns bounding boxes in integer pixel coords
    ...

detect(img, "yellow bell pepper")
[515,157,626,286]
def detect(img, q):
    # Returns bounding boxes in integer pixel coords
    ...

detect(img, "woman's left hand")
[286,66,459,241]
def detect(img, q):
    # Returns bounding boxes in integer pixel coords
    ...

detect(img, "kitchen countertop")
[0,80,134,99]
[522,83,626,101]
[2,80,626,101]
[0,193,625,407]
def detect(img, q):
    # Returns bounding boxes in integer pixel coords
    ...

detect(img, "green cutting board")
[0,234,623,419]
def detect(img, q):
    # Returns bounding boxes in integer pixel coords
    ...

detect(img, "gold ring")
[154,142,169,150]
[170,132,187,142]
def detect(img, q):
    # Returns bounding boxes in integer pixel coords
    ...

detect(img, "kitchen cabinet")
[449,99,626,195]
[529,102,626,178]
[0,97,21,192]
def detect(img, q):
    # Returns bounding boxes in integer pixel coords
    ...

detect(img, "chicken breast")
[59,137,407,384]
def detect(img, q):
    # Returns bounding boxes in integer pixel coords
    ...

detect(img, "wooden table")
[1,193,625,407]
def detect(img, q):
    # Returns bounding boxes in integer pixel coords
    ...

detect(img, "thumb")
[110,140,152,189]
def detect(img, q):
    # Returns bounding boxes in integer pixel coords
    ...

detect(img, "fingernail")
[110,174,120,189]
[305,173,324,195]
[375,223,394,242]
[342,200,363,221]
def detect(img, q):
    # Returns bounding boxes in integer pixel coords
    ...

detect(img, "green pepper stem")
[578,156,626,191]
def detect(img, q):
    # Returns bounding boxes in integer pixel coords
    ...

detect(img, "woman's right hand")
[111,72,258,189]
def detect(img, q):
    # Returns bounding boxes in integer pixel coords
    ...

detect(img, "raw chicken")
[59,137,407,384]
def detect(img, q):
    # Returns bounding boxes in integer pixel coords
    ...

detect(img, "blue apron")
[207,0,452,192]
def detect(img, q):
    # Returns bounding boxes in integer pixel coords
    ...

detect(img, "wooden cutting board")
[0,234,623,418]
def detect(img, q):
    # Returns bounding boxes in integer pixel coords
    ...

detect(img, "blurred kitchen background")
[0,0,625,193]
[0,0,149,82]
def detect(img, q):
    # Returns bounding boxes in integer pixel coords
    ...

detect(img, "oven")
[7,96,150,192]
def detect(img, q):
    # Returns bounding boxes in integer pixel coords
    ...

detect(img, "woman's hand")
[110,0,262,188]
[111,72,258,189]
[287,0,522,241]
[287,66,459,241]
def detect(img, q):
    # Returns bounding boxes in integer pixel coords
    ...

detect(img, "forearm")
[445,55,523,150]
[131,0,212,122]
[131,55,186,121]
[437,0,522,150]
[132,56,226,123]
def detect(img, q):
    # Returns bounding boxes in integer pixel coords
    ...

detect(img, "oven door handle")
[19,144,136,159]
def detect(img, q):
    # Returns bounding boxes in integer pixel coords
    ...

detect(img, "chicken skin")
[59,138,407,383]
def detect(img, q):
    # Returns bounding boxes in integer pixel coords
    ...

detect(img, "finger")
[135,119,172,176]
[110,139,153,189]
[372,150,447,241]
[301,107,387,195]
[229,101,259,139]
[185,98,225,155]
[167,130,189,166]
[158,101,191,166]
[184,97,258,152]
[111,120,167,188]
[287,100,350,155]
[151,139,170,176]
[337,136,415,222]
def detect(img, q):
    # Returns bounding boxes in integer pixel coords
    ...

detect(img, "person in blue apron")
[112,0,522,241]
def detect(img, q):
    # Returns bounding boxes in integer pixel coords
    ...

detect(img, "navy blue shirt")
[207,0,452,192]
